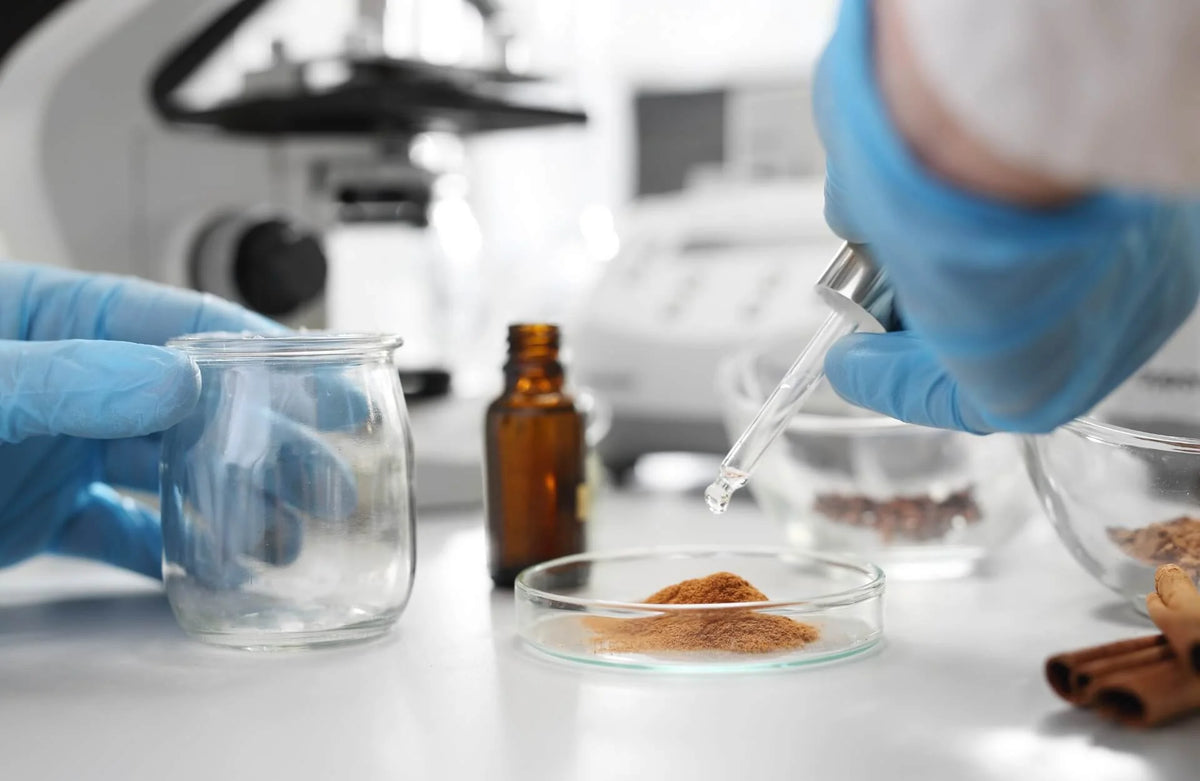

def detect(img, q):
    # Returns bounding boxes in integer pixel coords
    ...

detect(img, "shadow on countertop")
[1089,601,1155,630]
[0,591,179,650]
[1038,707,1200,781]
[0,590,398,699]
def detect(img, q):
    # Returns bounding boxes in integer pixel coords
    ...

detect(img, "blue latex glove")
[814,0,1200,433]
[0,261,288,577]
[162,358,364,589]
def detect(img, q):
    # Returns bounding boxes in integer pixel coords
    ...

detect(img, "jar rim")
[1059,415,1200,453]
[167,331,404,360]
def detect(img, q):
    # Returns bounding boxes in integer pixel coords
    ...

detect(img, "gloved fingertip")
[51,484,163,579]
[315,385,371,431]
[822,332,998,434]
[163,345,203,397]
[822,169,861,243]
[0,340,206,441]
[256,503,305,567]
[126,345,204,433]
[822,332,874,403]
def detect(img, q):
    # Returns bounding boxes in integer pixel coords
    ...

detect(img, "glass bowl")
[1024,408,1200,614]
[515,547,883,672]
[716,346,1035,579]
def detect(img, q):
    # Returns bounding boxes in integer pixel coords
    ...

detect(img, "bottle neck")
[504,324,565,394]
[504,357,565,394]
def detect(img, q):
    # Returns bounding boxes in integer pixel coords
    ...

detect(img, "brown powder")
[642,571,769,604]
[586,572,820,655]
[1109,516,1200,580]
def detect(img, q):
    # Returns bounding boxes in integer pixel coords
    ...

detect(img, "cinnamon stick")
[1071,643,1173,706]
[1145,564,1200,676]
[1045,634,1165,702]
[1094,656,1200,727]
[1043,566,1200,726]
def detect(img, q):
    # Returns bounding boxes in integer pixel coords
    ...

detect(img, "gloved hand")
[814,0,1200,433]
[0,261,293,578]
[162,349,364,589]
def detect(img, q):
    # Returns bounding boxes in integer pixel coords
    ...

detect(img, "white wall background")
[460,0,839,333]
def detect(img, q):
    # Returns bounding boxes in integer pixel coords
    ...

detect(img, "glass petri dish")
[515,547,884,672]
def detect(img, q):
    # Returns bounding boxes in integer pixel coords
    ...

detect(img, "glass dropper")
[705,243,896,514]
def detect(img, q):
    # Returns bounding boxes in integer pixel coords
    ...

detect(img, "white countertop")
[0,486,1195,781]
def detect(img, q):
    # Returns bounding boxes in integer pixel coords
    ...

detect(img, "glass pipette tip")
[705,311,859,513]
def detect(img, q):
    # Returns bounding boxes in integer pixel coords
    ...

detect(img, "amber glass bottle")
[485,324,587,587]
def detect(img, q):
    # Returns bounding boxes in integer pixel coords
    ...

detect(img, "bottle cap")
[507,323,560,353]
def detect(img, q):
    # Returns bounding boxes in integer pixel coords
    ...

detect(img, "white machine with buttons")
[572,177,841,474]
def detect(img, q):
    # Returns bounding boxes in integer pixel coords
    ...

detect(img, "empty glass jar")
[160,333,415,649]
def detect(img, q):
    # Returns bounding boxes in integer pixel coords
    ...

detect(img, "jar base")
[180,614,400,651]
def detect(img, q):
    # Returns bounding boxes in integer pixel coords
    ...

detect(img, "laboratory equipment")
[706,243,897,513]
[160,332,414,649]
[486,324,587,587]
[572,178,843,475]
[0,0,583,325]
[1024,336,1200,614]
[717,345,1034,579]
[322,154,457,390]
[516,546,883,672]
[0,0,585,510]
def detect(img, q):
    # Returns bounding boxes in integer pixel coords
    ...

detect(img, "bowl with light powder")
[514,547,883,672]
[1024,396,1200,614]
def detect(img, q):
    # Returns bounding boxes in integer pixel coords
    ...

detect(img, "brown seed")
[813,487,982,543]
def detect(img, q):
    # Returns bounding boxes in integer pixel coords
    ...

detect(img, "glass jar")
[160,333,415,649]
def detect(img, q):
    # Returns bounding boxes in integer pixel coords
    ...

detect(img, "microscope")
[0,0,584,509]
[0,0,583,381]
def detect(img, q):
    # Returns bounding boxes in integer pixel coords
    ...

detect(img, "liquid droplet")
[704,481,731,514]
[704,469,748,515]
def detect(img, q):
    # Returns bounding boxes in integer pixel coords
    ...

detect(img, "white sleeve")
[895,0,1200,193]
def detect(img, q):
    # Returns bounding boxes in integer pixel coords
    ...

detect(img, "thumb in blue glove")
[0,262,283,577]
[0,339,201,442]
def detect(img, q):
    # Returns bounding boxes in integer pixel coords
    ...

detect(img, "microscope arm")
[150,0,268,121]
[0,0,74,71]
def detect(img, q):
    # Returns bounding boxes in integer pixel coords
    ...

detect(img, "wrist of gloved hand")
[815,0,1200,434]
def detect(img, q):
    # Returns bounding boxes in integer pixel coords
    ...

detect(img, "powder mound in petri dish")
[586,572,820,655]
[642,571,769,604]
[1108,516,1200,580]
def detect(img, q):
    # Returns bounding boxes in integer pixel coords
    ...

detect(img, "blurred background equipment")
[0,0,842,496]
[572,177,841,479]
[0,0,583,368]
[0,0,588,509]
[562,28,840,478]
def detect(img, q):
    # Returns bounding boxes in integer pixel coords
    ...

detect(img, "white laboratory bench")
[0,486,1196,781]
